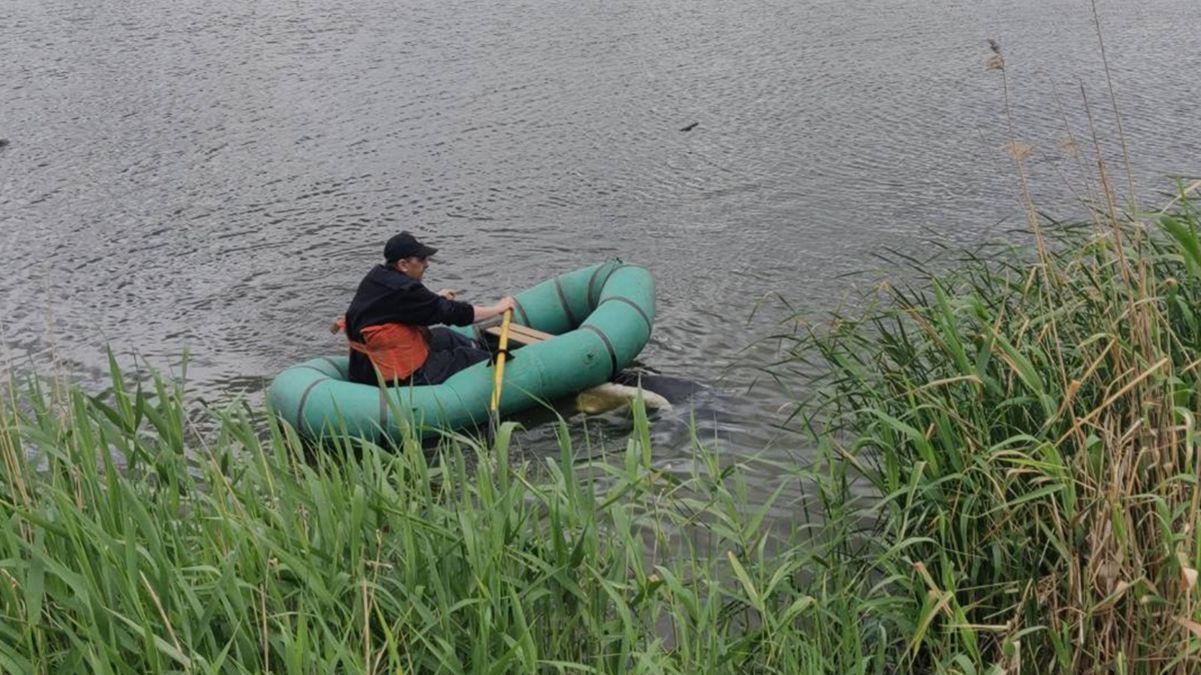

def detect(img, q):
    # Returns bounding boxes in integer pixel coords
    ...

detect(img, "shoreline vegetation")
[6,193,1201,672]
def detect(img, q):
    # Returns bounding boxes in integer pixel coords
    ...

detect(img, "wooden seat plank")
[485,324,555,345]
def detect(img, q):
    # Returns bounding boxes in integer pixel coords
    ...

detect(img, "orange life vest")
[335,318,430,383]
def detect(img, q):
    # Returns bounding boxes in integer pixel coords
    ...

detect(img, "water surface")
[3,0,1199,488]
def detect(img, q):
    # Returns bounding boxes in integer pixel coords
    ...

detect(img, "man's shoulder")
[365,265,423,292]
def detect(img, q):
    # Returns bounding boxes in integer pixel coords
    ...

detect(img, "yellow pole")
[490,309,513,412]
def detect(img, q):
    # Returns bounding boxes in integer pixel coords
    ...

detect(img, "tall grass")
[0,355,887,673]
[10,195,1201,672]
[10,198,1201,672]
[785,192,1201,672]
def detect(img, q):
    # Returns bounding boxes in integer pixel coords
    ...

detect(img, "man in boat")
[339,231,516,386]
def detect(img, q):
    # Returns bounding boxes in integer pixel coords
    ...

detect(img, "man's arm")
[403,281,515,327]
[472,296,516,323]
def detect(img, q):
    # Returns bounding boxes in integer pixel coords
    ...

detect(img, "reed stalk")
[0,357,885,673]
[787,190,1201,672]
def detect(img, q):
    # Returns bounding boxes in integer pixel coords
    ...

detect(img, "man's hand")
[472,296,517,323]
[437,288,459,300]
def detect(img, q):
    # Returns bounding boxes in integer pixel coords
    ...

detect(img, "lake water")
[3,0,1199,485]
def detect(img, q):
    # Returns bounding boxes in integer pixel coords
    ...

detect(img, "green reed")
[11,199,1200,674]
[0,349,887,674]
[783,191,1201,672]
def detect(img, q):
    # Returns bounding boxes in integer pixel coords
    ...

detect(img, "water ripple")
[2,0,1198,473]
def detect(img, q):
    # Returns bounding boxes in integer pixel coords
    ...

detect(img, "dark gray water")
[3,0,1199,478]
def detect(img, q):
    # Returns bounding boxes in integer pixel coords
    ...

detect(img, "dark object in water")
[679,122,699,132]
[0,139,9,149]
[613,369,698,404]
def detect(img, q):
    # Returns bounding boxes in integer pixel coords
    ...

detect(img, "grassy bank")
[5,196,1201,673]
[0,360,879,673]
[788,191,1201,672]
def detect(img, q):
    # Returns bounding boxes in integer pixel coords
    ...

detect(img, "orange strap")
[335,318,430,382]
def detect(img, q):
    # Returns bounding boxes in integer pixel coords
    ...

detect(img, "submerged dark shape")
[613,369,698,404]
[679,122,699,132]
[0,139,9,149]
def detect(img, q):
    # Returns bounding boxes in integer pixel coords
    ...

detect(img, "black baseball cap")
[384,231,438,263]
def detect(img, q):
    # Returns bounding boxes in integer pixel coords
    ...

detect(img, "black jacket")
[345,265,475,384]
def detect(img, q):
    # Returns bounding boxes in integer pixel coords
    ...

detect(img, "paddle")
[489,309,513,413]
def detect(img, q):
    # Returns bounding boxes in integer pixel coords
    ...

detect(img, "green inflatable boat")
[269,260,654,441]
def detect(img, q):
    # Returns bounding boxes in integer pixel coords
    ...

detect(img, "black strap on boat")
[581,325,618,380]
[320,357,347,379]
[553,277,579,328]
[489,348,516,365]
[598,296,652,334]
[295,376,331,433]
[513,298,531,327]
[588,261,621,308]
[587,265,606,308]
